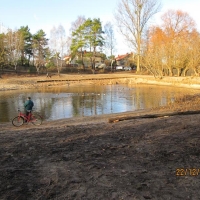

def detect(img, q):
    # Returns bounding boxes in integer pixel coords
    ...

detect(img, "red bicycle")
[12,109,43,127]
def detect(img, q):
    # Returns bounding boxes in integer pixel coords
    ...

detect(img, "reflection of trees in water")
[1,85,199,122]
[38,98,55,120]
[0,101,10,122]
[0,93,25,121]
[0,94,28,122]
[70,85,106,116]
[72,95,80,116]
[134,86,191,109]
[33,88,65,119]
[72,93,102,116]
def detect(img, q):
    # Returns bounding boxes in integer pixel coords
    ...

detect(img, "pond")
[0,84,199,123]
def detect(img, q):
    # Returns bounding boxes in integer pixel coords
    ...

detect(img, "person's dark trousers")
[25,110,31,122]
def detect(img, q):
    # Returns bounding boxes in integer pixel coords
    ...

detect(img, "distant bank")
[1,73,200,91]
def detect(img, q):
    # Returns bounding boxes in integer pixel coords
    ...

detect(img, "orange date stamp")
[176,168,200,176]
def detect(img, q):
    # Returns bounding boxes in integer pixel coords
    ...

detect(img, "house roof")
[115,53,133,61]
[63,56,71,61]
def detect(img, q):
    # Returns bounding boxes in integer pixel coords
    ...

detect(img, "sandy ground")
[1,74,200,199]
[0,73,137,91]
[2,72,200,90]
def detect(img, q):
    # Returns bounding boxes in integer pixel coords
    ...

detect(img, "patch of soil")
[1,109,200,199]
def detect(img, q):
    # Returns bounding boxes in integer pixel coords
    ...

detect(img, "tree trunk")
[56,56,60,77]
[169,68,173,76]
[81,51,85,71]
[177,68,180,77]
[27,55,30,66]
[37,65,40,75]
[193,68,199,76]
[182,68,189,76]
[108,110,200,123]
[136,54,140,72]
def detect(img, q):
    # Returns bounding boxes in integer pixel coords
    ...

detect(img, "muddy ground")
[1,74,200,199]
[1,106,200,199]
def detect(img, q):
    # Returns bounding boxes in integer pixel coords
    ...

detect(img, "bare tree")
[49,25,67,76]
[187,30,200,76]
[143,9,199,77]
[160,10,196,76]
[104,22,116,57]
[57,25,67,71]
[5,29,22,72]
[70,16,86,33]
[115,0,161,72]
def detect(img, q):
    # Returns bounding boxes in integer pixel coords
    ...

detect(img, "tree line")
[1,0,200,77]
[143,10,200,77]
[0,26,48,74]
[115,0,200,77]
[0,17,115,76]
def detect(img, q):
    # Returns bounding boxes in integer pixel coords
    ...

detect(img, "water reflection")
[0,84,199,122]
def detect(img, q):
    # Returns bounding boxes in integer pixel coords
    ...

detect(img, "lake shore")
[1,73,200,199]
[1,73,200,91]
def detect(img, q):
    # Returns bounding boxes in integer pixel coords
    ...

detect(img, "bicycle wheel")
[31,114,42,125]
[12,116,24,127]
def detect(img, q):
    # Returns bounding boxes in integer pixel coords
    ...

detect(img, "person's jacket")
[24,100,34,110]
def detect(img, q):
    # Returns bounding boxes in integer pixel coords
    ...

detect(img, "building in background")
[115,53,136,70]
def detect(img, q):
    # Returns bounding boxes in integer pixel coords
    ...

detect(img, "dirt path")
[1,108,200,199]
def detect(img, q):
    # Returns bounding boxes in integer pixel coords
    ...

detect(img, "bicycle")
[12,109,43,127]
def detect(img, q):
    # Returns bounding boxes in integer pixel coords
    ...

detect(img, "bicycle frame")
[12,109,42,127]
[18,110,32,122]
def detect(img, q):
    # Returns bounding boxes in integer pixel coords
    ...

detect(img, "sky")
[0,0,200,55]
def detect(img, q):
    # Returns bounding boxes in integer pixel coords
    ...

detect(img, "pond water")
[0,84,199,122]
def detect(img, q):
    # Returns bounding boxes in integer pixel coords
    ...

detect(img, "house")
[63,56,71,64]
[64,51,106,67]
[115,52,134,67]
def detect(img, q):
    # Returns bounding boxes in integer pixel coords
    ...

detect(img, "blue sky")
[0,0,199,55]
